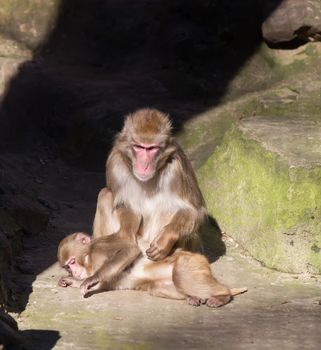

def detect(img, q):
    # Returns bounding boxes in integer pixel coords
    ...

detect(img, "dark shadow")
[22,329,60,350]
[0,311,60,350]
[0,0,283,314]
[0,0,283,168]
[199,216,226,263]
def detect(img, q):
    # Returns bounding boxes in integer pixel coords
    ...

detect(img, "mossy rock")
[0,0,60,50]
[198,116,321,274]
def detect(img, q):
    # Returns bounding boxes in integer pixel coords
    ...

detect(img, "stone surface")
[0,0,61,50]
[198,116,321,274]
[238,117,321,167]
[262,0,321,46]
[15,245,321,350]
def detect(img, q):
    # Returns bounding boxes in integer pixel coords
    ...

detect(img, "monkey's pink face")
[64,257,87,280]
[131,143,161,181]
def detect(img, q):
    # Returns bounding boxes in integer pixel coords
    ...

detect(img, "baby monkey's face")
[63,256,88,280]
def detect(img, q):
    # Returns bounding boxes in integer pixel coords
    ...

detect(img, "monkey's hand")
[146,231,179,261]
[58,276,79,288]
[80,276,100,297]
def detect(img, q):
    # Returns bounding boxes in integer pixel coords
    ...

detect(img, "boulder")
[262,0,321,46]
[0,0,60,50]
[198,116,321,274]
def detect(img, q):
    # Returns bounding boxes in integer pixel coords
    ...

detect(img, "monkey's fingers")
[58,277,71,287]
[80,278,99,297]
[147,254,161,261]
[146,246,164,261]
[80,285,88,297]
[146,245,157,256]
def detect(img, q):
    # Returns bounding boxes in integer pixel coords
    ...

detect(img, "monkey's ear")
[75,232,91,245]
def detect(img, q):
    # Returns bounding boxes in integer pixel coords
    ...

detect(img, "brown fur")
[58,232,89,269]
[58,233,247,307]
[122,108,172,144]
[94,108,207,261]
[57,232,142,295]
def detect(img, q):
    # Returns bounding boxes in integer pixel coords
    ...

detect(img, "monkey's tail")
[230,287,248,296]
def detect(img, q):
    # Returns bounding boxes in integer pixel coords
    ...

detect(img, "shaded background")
[0,0,283,168]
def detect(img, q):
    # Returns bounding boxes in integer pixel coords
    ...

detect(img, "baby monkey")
[57,231,247,307]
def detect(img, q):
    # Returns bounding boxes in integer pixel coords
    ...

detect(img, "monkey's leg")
[137,279,185,300]
[173,251,232,308]
[116,207,142,240]
[93,187,120,238]
[137,259,185,300]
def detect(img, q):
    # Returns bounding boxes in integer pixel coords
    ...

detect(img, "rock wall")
[0,0,60,50]
[262,0,321,47]
[198,118,321,274]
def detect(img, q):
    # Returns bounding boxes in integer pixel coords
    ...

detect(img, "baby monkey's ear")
[74,232,91,245]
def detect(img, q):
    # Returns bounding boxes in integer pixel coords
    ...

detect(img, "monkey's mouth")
[75,271,86,280]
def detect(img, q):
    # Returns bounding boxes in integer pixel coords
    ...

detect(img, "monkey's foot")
[186,296,206,307]
[206,295,231,308]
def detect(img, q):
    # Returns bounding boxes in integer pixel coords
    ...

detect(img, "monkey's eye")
[64,265,71,272]
[132,144,144,151]
[132,144,160,152]
[64,258,75,269]
[68,258,76,265]
[146,146,160,151]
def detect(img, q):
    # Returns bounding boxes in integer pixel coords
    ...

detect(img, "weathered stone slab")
[0,0,61,50]
[262,0,321,46]
[198,116,321,274]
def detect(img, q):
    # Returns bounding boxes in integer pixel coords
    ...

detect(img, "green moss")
[198,125,321,274]
[304,44,317,56]
[177,110,237,169]
[92,330,152,350]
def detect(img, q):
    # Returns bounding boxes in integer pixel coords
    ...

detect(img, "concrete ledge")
[198,116,321,274]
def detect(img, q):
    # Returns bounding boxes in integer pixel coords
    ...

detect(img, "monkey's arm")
[147,151,206,261]
[80,243,141,296]
[146,209,199,261]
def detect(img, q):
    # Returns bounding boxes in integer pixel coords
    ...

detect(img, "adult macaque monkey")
[57,232,247,307]
[93,108,207,261]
